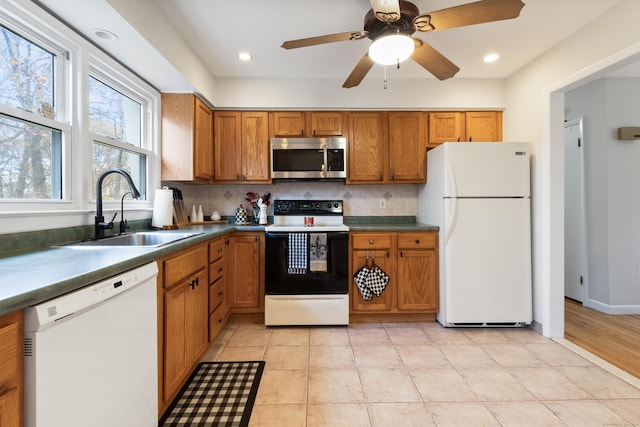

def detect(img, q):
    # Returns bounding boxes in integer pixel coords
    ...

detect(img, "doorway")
[563,118,587,303]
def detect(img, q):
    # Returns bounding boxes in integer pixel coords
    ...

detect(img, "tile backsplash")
[162,181,419,219]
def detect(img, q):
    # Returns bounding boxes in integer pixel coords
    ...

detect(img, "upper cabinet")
[388,112,426,182]
[347,112,387,183]
[214,111,270,183]
[269,111,346,137]
[161,93,213,182]
[428,111,502,148]
[348,111,426,184]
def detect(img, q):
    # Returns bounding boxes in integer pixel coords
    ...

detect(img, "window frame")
[0,0,160,232]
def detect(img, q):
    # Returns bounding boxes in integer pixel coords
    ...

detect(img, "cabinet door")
[194,97,213,181]
[229,234,261,309]
[214,111,242,181]
[185,268,209,360]
[348,112,387,183]
[465,111,502,142]
[0,387,19,427]
[397,249,438,312]
[428,112,465,148]
[351,250,393,312]
[269,111,305,137]
[163,283,188,401]
[388,112,426,182]
[0,311,21,427]
[309,111,345,136]
[241,112,270,182]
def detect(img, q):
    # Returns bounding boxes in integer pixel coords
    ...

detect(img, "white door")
[442,198,532,325]
[564,118,587,302]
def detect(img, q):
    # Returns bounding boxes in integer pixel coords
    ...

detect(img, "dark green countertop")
[0,216,437,316]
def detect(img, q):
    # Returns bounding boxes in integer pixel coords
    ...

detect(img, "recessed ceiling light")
[237,52,253,61]
[93,29,118,41]
[484,53,499,63]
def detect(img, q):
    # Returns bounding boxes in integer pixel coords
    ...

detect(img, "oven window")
[272,149,324,172]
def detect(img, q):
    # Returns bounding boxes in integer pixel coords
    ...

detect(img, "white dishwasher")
[23,262,159,427]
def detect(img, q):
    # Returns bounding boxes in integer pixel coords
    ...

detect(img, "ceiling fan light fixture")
[369,34,414,65]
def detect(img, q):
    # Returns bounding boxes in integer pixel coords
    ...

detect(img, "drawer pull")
[415,239,420,244]
[369,239,374,244]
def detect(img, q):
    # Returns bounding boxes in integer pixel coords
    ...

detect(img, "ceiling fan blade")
[281,31,367,49]
[342,53,375,88]
[370,0,401,23]
[413,0,525,32]
[411,39,460,80]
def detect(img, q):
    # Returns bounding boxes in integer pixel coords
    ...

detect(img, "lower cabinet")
[350,231,438,315]
[159,244,209,414]
[0,310,22,427]
[228,232,264,313]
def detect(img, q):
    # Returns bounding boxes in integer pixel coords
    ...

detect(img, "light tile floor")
[202,320,640,427]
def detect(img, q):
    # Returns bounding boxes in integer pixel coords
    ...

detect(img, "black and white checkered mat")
[160,361,265,427]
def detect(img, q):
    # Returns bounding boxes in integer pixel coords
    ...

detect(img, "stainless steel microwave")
[270,137,347,179]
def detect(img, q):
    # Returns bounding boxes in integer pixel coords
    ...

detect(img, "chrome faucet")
[95,169,141,239]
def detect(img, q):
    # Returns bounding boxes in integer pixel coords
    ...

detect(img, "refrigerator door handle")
[444,152,457,198]
[445,197,457,245]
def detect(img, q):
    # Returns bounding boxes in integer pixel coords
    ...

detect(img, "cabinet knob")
[218,290,223,296]
[218,247,223,253]
[217,318,223,323]
[218,267,223,273]
[469,137,473,142]
[300,130,304,135]
[415,239,420,244]
[369,239,374,244]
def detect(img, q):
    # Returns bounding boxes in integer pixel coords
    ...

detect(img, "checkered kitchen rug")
[160,361,265,427]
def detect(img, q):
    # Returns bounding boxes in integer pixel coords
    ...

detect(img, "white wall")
[211,77,505,110]
[504,0,640,336]
[566,78,640,313]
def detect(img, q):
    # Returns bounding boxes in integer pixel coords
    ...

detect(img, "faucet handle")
[98,212,117,230]
[108,212,118,224]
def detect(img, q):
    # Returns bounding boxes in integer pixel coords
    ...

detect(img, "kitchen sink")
[65,231,203,248]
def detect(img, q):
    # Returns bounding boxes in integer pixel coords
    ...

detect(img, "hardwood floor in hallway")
[565,298,640,379]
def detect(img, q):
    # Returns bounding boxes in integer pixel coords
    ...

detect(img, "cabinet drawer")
[209,278,224,313]
[209,239,226,262]
[352,233,392,249]
[164,245,207,287]
[209,257,225,283]
[208,304,230,342]
[397,233,437,249]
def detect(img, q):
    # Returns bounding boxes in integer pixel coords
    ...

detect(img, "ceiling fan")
[281,0,525,88]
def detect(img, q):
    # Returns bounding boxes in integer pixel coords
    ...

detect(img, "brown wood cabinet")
[208,237,230,342]
[161,93,213,182]
[428,111,502,148]
[269,111,346,137]
[228,232,264,313]
[388,112,427,182]
[214,111,270,182]
[159,244,208,413]
[396,233,438,312]
[347,112,387,183]
[348,112,426,183]
[350,231,438,316]
[0,310,22,427]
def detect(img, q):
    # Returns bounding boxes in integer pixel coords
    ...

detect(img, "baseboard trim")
[585,298,640,315]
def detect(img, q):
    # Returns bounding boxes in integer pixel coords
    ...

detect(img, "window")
[88,74,149,202]
[0,23,64,200]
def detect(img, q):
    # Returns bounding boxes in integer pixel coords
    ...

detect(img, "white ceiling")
[37,0,635,93]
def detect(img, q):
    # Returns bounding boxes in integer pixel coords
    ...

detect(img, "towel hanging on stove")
[309,233,328,273]
[288,233,308,274]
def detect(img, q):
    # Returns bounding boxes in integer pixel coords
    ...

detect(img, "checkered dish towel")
[288,233,308,274]
[365,264,390,297]
[353,264,373,301]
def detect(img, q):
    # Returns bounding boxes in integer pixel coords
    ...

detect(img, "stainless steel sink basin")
[65,231,203,248]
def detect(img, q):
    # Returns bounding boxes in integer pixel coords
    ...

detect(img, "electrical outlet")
[379,199,386,209]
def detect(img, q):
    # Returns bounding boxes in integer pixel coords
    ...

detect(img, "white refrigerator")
[418,142,532,327]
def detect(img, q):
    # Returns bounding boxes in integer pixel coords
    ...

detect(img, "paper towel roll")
[152,187,174,228]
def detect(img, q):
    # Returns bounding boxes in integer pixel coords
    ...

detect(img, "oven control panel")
[273,200,343,216]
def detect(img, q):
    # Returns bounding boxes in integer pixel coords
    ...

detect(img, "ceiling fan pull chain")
[384,65,388,89]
